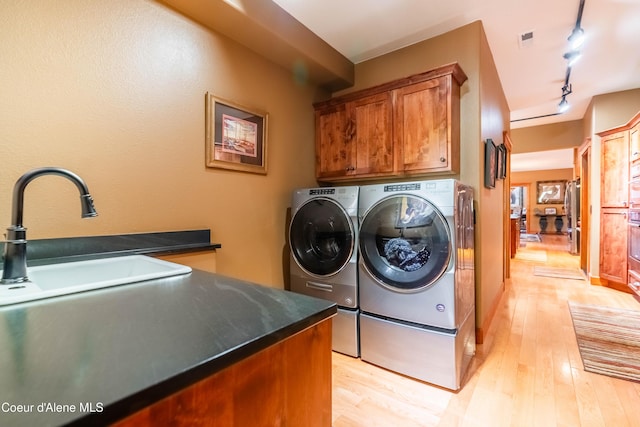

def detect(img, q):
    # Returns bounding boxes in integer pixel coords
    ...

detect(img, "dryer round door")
[359,194,451,291]
[289,197,355,277]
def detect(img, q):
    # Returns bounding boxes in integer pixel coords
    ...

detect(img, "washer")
[358,179,475,389]
[289,186,359,357]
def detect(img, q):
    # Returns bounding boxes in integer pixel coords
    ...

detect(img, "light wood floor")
[331,235,640,426]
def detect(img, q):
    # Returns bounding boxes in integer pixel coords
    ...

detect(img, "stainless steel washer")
[358,179,475,389]
[289,186,359,357]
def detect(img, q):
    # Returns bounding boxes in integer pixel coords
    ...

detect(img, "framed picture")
[536,180,566,204]
[205,93,268,174]
[496,144,507,179]
[544,207,557,215]
[484,139,496,189]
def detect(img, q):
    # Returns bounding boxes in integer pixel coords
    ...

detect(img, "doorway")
[579,141,590,275]
[510,184,530,234]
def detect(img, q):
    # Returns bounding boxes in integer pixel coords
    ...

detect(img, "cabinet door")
[601,131,629,207]
[630,121,640,163]
[630,122,640,179]
[315,103,355,179]
[394,75,459,174]
[600,208,628,284]
[351,92,394,176]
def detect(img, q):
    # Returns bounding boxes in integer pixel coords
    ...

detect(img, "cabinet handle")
[345,166,355,172]
[440,157,446,162]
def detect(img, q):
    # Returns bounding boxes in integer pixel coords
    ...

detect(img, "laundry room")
[2,1,513,425]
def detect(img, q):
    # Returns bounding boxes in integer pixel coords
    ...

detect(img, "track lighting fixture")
[558,0,586,114]
[558,96,570,113]
[568,27,585,49]
[563,50,582,67]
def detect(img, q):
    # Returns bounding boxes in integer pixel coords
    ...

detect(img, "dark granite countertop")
[0,268,336,426]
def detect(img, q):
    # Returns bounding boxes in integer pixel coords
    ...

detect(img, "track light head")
[568,27,585,49]
[563,50,582,67]
[562,50,582,67]
[558,96,570,113]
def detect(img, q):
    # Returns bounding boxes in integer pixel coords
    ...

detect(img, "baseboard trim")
[475,280,506,344]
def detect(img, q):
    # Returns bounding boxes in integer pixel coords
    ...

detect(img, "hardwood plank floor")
[331,234,640,426]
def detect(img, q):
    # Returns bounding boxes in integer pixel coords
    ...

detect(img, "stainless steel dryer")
[358,179,475,389]
[289,186,359,357]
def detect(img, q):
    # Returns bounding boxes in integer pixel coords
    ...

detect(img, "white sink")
[0,255,192,306]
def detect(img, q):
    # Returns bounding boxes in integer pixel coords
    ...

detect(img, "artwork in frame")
[484,138,496,189]
[205,92,268,174]
[536,180,567,204]
[496,144,507,179]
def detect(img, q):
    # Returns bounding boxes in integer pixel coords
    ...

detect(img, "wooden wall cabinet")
[315,92,394,179]
[395,76,461,175]
[314,63,467,182]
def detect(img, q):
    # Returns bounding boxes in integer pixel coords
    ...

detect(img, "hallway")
[331,234,640,426]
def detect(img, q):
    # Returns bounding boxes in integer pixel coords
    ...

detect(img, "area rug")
[520,233,541,243]
[568,302,640,383]
[534,266,585,280]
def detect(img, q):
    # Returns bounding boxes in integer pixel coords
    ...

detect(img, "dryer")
[289,186,359,357]
[358,179,475,389]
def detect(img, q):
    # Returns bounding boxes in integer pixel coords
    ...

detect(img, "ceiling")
[272,0,640,132]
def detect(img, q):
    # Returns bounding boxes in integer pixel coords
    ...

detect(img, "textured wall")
[0,0,319,287]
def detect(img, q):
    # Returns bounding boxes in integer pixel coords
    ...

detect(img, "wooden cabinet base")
[113,320,332,427]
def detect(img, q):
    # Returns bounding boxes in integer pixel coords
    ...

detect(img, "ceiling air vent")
[518,30,534,48]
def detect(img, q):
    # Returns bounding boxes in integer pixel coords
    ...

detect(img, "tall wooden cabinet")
[627,111,640,299]
[601,131,629,208]
[598,127,629,287]
[314,63,467,182]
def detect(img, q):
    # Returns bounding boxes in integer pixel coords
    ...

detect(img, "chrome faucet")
[1,167,98,284]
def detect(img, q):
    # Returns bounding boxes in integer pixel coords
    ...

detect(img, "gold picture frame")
[536,180,566,204]
[205,93,268,174]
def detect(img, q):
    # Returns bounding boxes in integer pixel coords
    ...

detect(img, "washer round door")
[289,197,355,277]
[359,194,451,291]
